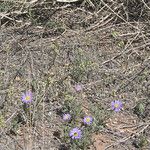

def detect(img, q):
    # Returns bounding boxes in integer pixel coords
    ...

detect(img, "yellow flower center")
[86,118,90,122]
[25,96,30,101]
[73,132,78,137]
[114,103,119,108]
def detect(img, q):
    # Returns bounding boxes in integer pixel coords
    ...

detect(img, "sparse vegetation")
[0,0,150,150]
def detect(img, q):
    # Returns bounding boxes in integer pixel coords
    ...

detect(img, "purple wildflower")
[69,128,82,139]
[74,84,83,92]
[83,116,93,125]
[21,91,32,103]
[63,113,71,121]
[111,100,122,112]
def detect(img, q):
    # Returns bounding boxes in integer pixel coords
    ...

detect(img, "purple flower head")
[111,100,122,112]
[63,113,71,121]
[83,116,93,125]
[69,128,82,139]
[21,91,32,103]
[74,84,83,92]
